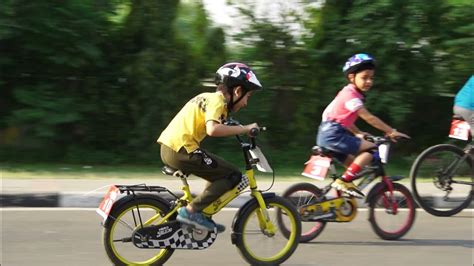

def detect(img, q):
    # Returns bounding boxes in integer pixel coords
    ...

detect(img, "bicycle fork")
[250,189,276,237]
[381,176,398,214]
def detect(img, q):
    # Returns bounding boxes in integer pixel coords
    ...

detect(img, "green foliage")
[0,0,225,163]
[228,0,473,158]
[1,0,112,154]
[1,0,472,166]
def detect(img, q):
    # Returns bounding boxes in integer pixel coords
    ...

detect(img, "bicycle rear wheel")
[234,196,301,265]
[368,183,416,240]
[103,195,175,266]
[278,182,327,243]
[410,144,473,216]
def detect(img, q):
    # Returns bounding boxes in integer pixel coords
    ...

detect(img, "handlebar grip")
[364,135,375,142]
[249,128,259,137]
[393,136,409,141]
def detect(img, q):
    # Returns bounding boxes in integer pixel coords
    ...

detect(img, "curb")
[0,192,253,208]
[1,193,60,207]
[1,192,472,209]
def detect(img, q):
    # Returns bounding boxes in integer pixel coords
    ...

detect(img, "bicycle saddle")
[311,146,335,157]
[161,165,189,178]
[452,114,465,121]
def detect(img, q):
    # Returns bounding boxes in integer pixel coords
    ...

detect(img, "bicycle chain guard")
[132,221,217,250]
[300,197,358,222]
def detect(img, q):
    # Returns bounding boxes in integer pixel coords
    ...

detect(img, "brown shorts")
[160,144,242,211]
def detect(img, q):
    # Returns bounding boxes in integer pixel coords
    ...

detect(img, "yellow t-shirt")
[157,92,228,153]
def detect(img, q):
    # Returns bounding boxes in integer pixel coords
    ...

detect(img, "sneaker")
[331,178,365,198]
[200,214,226,233]
[177,207,225,233]
[214,222,226,233]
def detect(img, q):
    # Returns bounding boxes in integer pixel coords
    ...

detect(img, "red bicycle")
[278,136,416,242]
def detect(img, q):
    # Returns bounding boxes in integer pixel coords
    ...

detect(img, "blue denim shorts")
[316,121,361,162]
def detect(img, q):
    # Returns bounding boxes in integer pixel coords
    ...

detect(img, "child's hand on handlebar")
[355,131,371,139]
[387,130,410,142]
[243,123,260,136]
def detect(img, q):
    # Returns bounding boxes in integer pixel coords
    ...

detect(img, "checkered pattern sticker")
[135,226,217,250]
[236,175,249,192]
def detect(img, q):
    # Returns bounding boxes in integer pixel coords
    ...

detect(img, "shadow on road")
[305,239,473,248]
[443,214,473,218]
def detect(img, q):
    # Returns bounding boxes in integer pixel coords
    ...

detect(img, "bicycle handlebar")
[249,126,267,137]
[364,135,408,144]
[364,135,388,144]
[224,119,265,138]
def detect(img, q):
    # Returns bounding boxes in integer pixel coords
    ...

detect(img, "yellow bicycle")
[97,122,301,265]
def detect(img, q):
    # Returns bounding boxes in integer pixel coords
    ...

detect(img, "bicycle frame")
[440,151,474,186]
[307,137,404,215]
[282,136,416,241]
[322,154,392,195]
[446,115,473,186]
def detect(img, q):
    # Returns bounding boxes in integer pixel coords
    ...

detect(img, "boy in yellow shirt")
[158,63,262,232]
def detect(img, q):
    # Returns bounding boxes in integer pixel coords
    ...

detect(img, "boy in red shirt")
[317,53,409,196]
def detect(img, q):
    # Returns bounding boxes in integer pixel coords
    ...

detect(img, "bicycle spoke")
[279,182,326,243]
[103,201,173,265]
[113,237,132,243]
[369,183,415,240]
[237,197,300,265]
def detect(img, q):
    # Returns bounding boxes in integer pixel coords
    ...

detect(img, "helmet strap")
[226,86,247,113]
[231,94,246,111]
[227,93,234,113]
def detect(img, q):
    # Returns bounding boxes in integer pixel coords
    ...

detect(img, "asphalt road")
[1,208,472,266]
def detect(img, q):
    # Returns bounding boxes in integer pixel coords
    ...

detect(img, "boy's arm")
[357,107,395,135]
[206,120,258,137]
[357,107,410,140]
[347,124,360,134]
[347,124,369,139]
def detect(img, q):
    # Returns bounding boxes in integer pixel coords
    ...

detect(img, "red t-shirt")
[322,84,364,128]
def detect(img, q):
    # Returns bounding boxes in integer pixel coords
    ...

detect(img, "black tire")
[410,144,473,217]
[234,196,301,266]
[278,182,327,243]
[103,195,175,266]
[368,183,416,240]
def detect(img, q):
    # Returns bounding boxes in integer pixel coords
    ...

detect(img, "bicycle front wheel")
[103,195,175,266]
[410,144,473,216]
[368,183,416,240]
[234,196,301,265]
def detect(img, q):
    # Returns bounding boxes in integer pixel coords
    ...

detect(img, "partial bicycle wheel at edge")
[234,196,301,266]
[368,183,416,240]
[410,144,473,217]
[103,195,175,266]
[277,182,327,243]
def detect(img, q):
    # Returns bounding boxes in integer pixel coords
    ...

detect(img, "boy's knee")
[226,171,243,189]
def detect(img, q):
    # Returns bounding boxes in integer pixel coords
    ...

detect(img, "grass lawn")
[1,158,413,181]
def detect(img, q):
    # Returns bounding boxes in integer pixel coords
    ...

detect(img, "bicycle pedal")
[179,222,212,234]
[343,190,364,199]
[180,222,197,230]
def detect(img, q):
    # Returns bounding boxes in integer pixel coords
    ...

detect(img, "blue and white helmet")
[215,63,262,92]
[342,53,375,76]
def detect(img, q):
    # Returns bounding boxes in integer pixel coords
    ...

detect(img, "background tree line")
[1,0,472,166]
